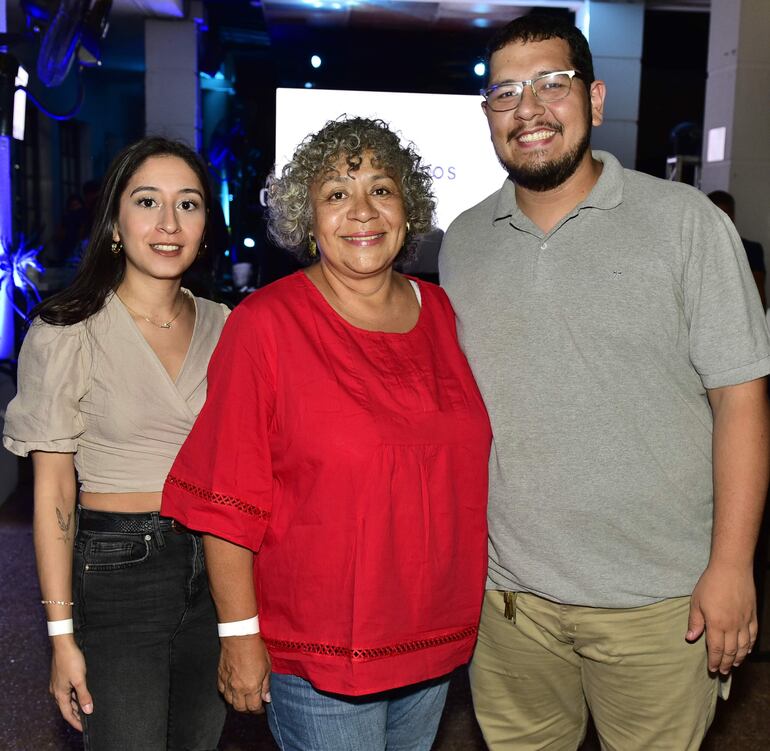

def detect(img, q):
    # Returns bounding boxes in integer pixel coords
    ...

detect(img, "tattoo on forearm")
[56,508,73,544]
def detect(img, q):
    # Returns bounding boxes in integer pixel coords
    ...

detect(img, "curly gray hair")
[266,116,435,264]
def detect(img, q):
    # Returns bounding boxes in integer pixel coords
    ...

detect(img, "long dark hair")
[33,137,213,326]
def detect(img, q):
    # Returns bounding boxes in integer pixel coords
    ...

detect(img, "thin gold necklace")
[118,289,189,329]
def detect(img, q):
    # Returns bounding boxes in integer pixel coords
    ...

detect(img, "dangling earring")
[406,221,411,233]
[308,234,317,258]
[198,241,208,258]
[111,240,123,255]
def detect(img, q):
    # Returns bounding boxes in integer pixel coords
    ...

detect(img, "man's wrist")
[706,556,755,573]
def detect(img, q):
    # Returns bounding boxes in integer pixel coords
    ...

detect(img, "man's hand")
[686,563,757,674]
[50,638,93,732]
[218,634,272,713]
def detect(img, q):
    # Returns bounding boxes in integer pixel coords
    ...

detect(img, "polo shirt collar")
[583,150,625,210]
[492,149,625,228]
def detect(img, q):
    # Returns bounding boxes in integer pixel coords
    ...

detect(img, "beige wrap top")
[3,291,228,493]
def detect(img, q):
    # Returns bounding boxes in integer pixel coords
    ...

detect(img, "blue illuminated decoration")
[0,235,43,319]
[0,132,13,359]
[0,234,42,359]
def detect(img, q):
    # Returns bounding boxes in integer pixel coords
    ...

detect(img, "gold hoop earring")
[308,234,317,258]
[406,221,411,233]
[111,240,123,255]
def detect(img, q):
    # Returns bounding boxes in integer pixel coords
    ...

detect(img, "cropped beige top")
[3,291,229,493]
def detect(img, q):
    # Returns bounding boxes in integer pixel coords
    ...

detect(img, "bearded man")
[439,14,770,751]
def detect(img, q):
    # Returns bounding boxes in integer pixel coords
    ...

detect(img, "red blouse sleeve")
[162,303,275,552]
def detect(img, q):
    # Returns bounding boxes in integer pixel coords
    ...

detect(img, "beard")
[499,120,592,192]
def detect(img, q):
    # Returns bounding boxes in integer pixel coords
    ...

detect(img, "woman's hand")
[50,637,93,731]
[217,634,272,713]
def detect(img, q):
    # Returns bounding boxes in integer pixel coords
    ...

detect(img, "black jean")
[72,509,225,751]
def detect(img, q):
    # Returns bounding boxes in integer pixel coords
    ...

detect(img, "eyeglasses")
[480,70,581,112]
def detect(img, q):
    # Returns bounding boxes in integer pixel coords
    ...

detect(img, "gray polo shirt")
[440,151,770,608]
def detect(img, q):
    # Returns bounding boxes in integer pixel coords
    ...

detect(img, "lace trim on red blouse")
[166,474,271,520]
[264,626,476,662]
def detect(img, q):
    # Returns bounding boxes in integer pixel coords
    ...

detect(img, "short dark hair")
[707,190,735,215]
[486,14,595,89]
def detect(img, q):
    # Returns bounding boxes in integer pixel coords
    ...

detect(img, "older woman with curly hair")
[162,116,491,751]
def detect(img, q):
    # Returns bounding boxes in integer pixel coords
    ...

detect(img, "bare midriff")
[80,491,163,513]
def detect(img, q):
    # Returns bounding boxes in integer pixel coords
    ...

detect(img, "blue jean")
[266,672,450,751]
[72,509,225,750]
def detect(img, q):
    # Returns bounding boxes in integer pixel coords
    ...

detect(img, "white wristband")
[47,618,74,636]
[217,615,259,637]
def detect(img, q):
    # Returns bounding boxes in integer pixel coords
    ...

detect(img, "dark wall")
[636,10,710,178]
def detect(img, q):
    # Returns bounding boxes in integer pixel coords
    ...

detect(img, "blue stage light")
[311,55,322,69]
[243,237,256,248]
[474,62,486,77]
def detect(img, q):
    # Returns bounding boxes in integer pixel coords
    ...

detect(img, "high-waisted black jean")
[72,509,225,751]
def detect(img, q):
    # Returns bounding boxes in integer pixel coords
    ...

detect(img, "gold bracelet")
[41,599,74,606]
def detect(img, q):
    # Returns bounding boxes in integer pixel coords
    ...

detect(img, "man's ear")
[589,80,606,127]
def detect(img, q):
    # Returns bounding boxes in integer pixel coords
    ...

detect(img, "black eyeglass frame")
[480,70,582,111]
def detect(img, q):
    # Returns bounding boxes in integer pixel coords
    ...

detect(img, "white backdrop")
[274,88,506,231]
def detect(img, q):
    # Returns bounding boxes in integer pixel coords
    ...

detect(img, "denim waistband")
[77,507,180,535]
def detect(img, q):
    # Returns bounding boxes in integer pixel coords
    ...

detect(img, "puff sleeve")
[3,320,88,456]
[162,302,275,552]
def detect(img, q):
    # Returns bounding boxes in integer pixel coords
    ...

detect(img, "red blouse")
[162,272,491,696]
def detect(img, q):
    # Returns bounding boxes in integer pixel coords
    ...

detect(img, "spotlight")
[474,62,486,77]
[243,237,256,248]
[304,81,314,89]
[311,55,322,69]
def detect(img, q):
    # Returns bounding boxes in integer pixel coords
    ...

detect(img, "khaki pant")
[470,591,721,751]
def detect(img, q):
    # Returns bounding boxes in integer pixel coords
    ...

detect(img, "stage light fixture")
[311,55,322,69]
[243,237,256,248]
[474,62,486,77]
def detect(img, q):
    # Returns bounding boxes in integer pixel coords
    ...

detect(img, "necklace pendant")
[160,322,172,329]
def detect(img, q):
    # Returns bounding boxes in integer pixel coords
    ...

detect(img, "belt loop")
[151,511,166,549]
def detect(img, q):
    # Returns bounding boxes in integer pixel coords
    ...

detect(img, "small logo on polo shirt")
[612,270,623,279]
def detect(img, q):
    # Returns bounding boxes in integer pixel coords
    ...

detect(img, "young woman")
[3,137,227,750]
